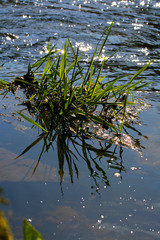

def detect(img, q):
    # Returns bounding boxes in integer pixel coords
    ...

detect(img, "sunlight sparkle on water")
[130,167,137,171]
[132,23,144,30]
[111,1,117,7]
[27,218,32,222]
[153,2,160,7]
[75,42,92,52]
[138,47,149,56]
[140,0,145,6]
[114,173,121,177]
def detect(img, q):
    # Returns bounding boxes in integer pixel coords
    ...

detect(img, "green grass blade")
[84,49,97,83]
[91,55,106,97]
[72,106,117,132]
[128,61,153,84]
[34,107,49,129]
[16,111,48,133]
[63,78,69,100]
[50,64,60,77]
[0,79,10,89]
[66,54,83,74]
[87,66,94,92]
[68,40,85,82]
[23,219,43,240]
[98,21,114,57]
[42,53,51,79]
[28,93,37,102]
[87,112,117,132]
[133,81,153,90]
[64,89,75,110]
[60,41,67,80]
[31,46,59,72]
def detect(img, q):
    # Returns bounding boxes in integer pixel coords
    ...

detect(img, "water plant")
[0,22,152,185]
[0,22,152,136]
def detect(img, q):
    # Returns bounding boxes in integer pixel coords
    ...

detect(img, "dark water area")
[0,0,160,239]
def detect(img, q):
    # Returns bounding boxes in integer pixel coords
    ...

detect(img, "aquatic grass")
[13,52,151,137]
[0,22,153,185]
[15,111,48,133]
[0,21,153,137]
[23,39,151,135]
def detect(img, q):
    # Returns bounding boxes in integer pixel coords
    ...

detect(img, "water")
[0,0,160,239]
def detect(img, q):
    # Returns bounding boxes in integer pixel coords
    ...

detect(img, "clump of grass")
[0,22,152,137]
[0,22,152,185]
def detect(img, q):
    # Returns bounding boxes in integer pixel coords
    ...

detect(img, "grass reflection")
[15,115,145,189]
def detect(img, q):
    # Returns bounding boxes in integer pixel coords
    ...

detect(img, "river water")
[0,0,160,239]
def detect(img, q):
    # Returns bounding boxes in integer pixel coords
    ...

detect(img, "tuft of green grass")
[1,21,150,137]
[0,21,152,144]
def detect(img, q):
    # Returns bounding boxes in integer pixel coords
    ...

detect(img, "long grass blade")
[98,21,114,57]
[16,111,48,133]
[68,40,85,82]
[128,61,153,84]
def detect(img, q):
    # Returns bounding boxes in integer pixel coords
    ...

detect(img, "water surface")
[0,0,160,239]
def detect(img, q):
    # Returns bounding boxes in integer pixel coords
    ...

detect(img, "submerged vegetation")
[0,22,152,185]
